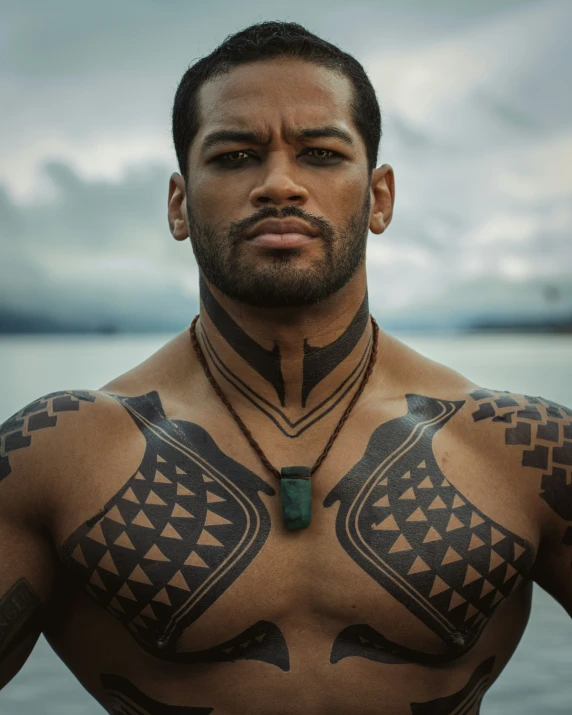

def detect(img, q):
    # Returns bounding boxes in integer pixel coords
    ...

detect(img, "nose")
[249,152,309,207]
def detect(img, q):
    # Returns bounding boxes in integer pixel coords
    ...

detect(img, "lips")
[246,218,320,240]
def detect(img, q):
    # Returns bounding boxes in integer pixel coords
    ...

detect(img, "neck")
[196,273,373,437]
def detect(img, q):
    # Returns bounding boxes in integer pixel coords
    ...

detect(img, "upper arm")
[0,390,99,687]
[469,388,572,613]
[0,505,56,688]
[527,399,572,613]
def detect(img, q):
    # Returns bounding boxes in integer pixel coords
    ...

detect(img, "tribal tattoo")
[324,394,535,656]
[409,656,495,714]
[331,624,467,666]
[301,293,369,408]
[0,391,96,482]
[167,619,289,671]
[0,579,41,661]
[201,277,285,407]
[101,674,213,714]
[200,279,371,437]
[470,389,572,539]
[62,391,279,662]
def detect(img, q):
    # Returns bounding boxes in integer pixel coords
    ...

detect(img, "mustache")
[227,205,334,245]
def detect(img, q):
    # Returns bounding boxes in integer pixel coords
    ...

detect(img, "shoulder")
[384,333,572,491]
[436,385,571,546]
[0,389,133,515]
[457,387,571,468]
[1,390,110,474]
[436,382,571,483]
[466,388,572,515]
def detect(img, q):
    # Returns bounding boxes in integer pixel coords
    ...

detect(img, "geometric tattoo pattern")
[101,673,213,713]
[301,293,370,408]
[331,624,471,666]
[325,394,535,654]
[61,391,275,658]
[199,279,372,436]
[409,656,495,714]
[470,389,572,529]
[200,277,286,406]
[200,323,372,438]
[0,390,96,482]
[155,620,289,671]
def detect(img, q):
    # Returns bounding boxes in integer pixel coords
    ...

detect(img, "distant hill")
[0,308,193,335]
[1,274,571,334]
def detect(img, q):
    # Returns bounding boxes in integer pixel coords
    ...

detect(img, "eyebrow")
[201,125,355,152]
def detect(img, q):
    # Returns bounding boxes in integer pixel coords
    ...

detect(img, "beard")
[187,191,371,308]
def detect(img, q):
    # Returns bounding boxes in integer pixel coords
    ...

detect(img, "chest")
[59,391,536,666]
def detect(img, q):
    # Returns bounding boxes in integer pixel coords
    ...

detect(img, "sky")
[1,0,571,331]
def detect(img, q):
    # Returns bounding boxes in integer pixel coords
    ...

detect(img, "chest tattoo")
[409,656,495,714]
[62,391,276,657]
[101,674,213,713]
[324,394,535,653]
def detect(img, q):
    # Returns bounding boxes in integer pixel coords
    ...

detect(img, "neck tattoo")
[189,314,379,531]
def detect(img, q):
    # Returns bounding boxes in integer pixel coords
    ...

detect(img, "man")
[0,20,570,715]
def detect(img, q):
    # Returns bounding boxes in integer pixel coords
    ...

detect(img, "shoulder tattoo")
[0,391,96,482]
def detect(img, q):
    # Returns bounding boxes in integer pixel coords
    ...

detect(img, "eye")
[213,150,254,167]
[303,148,341,162]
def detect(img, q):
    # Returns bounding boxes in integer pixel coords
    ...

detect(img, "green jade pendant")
[280,466,312,530]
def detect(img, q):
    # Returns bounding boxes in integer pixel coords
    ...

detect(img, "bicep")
[0,389,106,687]
[525,399,572,614]
[0,513,57,688]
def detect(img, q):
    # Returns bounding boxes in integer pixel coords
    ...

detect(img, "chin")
[217,275,350,309]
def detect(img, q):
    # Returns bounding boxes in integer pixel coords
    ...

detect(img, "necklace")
[189,314,379,531]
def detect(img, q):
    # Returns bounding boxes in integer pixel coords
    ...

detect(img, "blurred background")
[1,0,571,712]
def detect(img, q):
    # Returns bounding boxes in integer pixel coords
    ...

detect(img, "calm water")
[1,332,571,714]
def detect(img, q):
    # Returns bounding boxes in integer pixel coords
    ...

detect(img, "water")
[1,332,571,714]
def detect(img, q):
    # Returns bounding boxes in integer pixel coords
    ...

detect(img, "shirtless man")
[1,20,571,715]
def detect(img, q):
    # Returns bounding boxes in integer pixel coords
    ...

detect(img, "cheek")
[188,177,237,231]
[320,176,369,224]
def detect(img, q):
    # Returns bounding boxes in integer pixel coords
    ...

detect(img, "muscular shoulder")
[464,388,572,523]
[422,381,571,546]
[386,336,571,472]
[384,335,572,532]
[0,390,136,521]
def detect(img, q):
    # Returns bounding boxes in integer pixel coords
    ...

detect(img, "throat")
[197,278,373,437]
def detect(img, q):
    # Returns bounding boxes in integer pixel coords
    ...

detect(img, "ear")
[369,164,395,235]
[168,173,190,241]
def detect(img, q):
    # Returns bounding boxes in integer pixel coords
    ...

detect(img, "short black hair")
[172,21,382,181]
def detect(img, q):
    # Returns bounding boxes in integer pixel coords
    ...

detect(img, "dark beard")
[187,193,371,308]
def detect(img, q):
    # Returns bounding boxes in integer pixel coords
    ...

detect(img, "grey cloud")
[1,0,542,80]
[0,160,198,331]
[1,0,570,331]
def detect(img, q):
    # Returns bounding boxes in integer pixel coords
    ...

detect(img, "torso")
[19,331,555,714]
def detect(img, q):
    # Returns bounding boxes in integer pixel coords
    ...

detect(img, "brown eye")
[304,148,341,163]
[225,150,249,162]
[212,150,254,169]
[310,148,333,159]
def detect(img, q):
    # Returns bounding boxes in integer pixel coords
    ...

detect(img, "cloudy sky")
[1,0,571,330]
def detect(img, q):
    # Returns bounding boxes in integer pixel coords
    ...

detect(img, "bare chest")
[58,390,536,670]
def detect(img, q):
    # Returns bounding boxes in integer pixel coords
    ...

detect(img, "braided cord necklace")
[189,314,379,530]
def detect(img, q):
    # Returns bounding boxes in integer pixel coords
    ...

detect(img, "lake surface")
[1,332,571,713]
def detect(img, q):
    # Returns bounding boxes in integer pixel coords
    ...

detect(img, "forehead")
[195,58,356,142]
